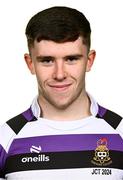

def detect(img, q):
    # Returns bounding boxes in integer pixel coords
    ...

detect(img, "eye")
[65,55,81,64]
[42,59,53,64]
[37,56,54,66]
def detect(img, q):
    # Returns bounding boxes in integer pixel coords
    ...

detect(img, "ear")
[86,50,96,72]
[24,53,35,74]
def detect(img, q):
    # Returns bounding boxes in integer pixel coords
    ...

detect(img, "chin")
[51,99,74,110]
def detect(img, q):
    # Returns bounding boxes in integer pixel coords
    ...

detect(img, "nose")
[52,60,67,81]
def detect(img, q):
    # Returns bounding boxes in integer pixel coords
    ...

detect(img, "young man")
[0,6,123,180]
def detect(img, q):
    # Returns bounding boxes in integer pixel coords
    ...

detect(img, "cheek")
[34,66,52,84]
[70,65,86,79]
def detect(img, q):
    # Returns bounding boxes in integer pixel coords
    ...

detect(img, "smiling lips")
[49,83,72,91]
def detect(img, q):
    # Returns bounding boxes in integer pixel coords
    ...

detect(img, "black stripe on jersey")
[4,150,123,174]
[7,114,28,134]
[0,170,5,178]
[96,108,122,129]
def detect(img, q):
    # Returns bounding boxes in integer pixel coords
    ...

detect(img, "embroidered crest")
[91,138,112,166]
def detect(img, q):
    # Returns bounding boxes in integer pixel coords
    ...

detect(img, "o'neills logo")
[21,154,50,163]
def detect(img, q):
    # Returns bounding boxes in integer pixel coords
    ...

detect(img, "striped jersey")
[0,95,123,179]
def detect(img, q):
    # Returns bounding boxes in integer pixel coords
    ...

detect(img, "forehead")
[31,36,88,56]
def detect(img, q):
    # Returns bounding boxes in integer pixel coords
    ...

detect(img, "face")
[25,36,95,110]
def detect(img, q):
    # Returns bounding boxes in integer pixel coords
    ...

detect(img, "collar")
[31,93,99,119]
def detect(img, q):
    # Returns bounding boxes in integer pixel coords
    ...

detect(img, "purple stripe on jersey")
[0,144,8,169]
[98,105,107,117]
[8,134,123,156]
[22,108,35,121]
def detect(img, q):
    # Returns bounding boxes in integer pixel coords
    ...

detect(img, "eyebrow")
[64,54,83,60]
[36,54,83,61]
[36,56,54,62]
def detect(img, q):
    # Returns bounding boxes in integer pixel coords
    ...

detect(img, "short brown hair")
[25,6,91,50]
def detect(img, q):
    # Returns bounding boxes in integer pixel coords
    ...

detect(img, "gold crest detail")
[91,138,112,166]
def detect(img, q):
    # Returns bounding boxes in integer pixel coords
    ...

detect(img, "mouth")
[48,83,72,92]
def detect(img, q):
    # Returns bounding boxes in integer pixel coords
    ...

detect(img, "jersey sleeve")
[0,111,30,179]
[0,142,7,179]
[97,104,123,138]
[0,122,16,179]
[117,118,123,139]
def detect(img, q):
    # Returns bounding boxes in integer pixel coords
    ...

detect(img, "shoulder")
[0,107,37,153]
[5,107,37,134]
[96,104,123,138]
[0,108,37,174]
[96,104,122,129]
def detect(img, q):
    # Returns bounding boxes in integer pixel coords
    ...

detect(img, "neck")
[38,91,91,121]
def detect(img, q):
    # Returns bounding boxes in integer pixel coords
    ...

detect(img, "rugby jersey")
[0,95,123,180]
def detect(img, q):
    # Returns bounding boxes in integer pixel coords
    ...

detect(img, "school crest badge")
[91,138,112,166]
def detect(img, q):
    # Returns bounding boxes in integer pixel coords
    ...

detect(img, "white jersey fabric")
[0,95,123,180]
